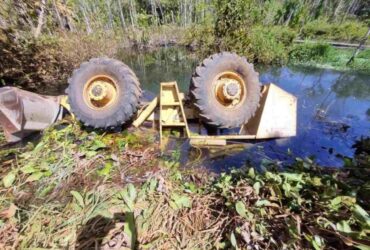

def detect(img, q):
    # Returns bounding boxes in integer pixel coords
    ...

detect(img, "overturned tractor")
[0,52,296,145]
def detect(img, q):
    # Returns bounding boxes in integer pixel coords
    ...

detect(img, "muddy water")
[118,47,370,170]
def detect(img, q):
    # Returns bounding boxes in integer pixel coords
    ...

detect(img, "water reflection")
[117,47,198,94]
[119,48,370,170]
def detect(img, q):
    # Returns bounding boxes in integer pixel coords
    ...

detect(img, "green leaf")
[354,243,370,250]
[312,177,322,186]
[86,151,98,158]
[281,173,303,182]
[3,172,16,188]
[21,164,37,174]
[90,140,106,151]
[26,172,44,182]
[330,197,342,207]
[336,221,352,233]
[230,231,237,249]
[97,162,113,176]
[313,235,324,250]
[255,199,271,207]
[248,168,255,178]
[39,184,55,197]
[122,184,137,212]
[235,201,247,218]
[253,182,261,195]
[330,196,356,211]
[148,178,157,192]
[123,213,136,249]
[127,184,137,201]
[352,204,370,227]
[71,191,84,208]
[170,193,191,210]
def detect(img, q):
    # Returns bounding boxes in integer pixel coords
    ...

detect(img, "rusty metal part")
[0,87,63,142]
[83,75,118,110]
[213,71,245,107]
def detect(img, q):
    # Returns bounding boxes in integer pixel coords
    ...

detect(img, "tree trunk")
[333,0,343,20]
[105,0,114,29]
[118,0,126,29]
[347,27,370,65]
[129,0,136,28]
[80,1,92,34]
[52,0,64,30]
[34,0,47,38]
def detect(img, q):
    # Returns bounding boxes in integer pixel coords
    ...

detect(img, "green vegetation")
[1,0,369,90]
[290,43,370,72]
[0,121,369,249]
[301,19,369,43]
[0,2,369,247]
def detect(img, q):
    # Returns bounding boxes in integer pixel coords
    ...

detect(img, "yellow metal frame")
[158,82,190,145]
[133,82,297,147]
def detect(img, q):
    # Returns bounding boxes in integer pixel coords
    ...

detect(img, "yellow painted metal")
[131,81,296,147]
[213,71,246,108]
[133,97,158,127]
[159,82,190,146]
[60,95,74,118]
[240,84,297,139]
[83,75,118,110]
[190,138,227,146]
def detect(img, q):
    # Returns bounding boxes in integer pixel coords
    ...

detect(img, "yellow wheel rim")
[213,71,246,108]
[83,75,119,110]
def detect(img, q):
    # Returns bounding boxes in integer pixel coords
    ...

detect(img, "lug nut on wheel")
[89,82,108,101]
[223,81,241,100]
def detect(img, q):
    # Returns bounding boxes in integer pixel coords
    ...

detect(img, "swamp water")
[29,47,370,171]
[118,47,370,170]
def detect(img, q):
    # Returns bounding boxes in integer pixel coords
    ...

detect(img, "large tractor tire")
[66,58,141,128]
[190,52,261,128]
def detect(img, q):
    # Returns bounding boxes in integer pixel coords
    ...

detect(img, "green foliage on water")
[301,19,369,44]
[289,42,370,72]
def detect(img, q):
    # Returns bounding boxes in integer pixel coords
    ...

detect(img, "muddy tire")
[190,52,261,128]
[66,57,141,128]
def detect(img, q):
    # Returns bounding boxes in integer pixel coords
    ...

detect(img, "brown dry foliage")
[0,29,121,92]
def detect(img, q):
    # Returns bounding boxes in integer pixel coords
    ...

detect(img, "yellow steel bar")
[132,97,158,127]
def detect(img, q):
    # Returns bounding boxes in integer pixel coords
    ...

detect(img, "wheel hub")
[83,76,118,110]
[223,80,241,100]
[214,71,246,108]
[89,81,108,101]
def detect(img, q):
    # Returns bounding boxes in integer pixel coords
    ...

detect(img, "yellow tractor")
[0,52,296,145]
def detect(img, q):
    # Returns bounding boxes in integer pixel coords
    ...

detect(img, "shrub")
[289,42,333,62]
[245,26,291,64]
[301,19,368,43]
[192,25,296,65]
[357,49,370,59]
[183,24,216,56]
[0,30,120,91]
